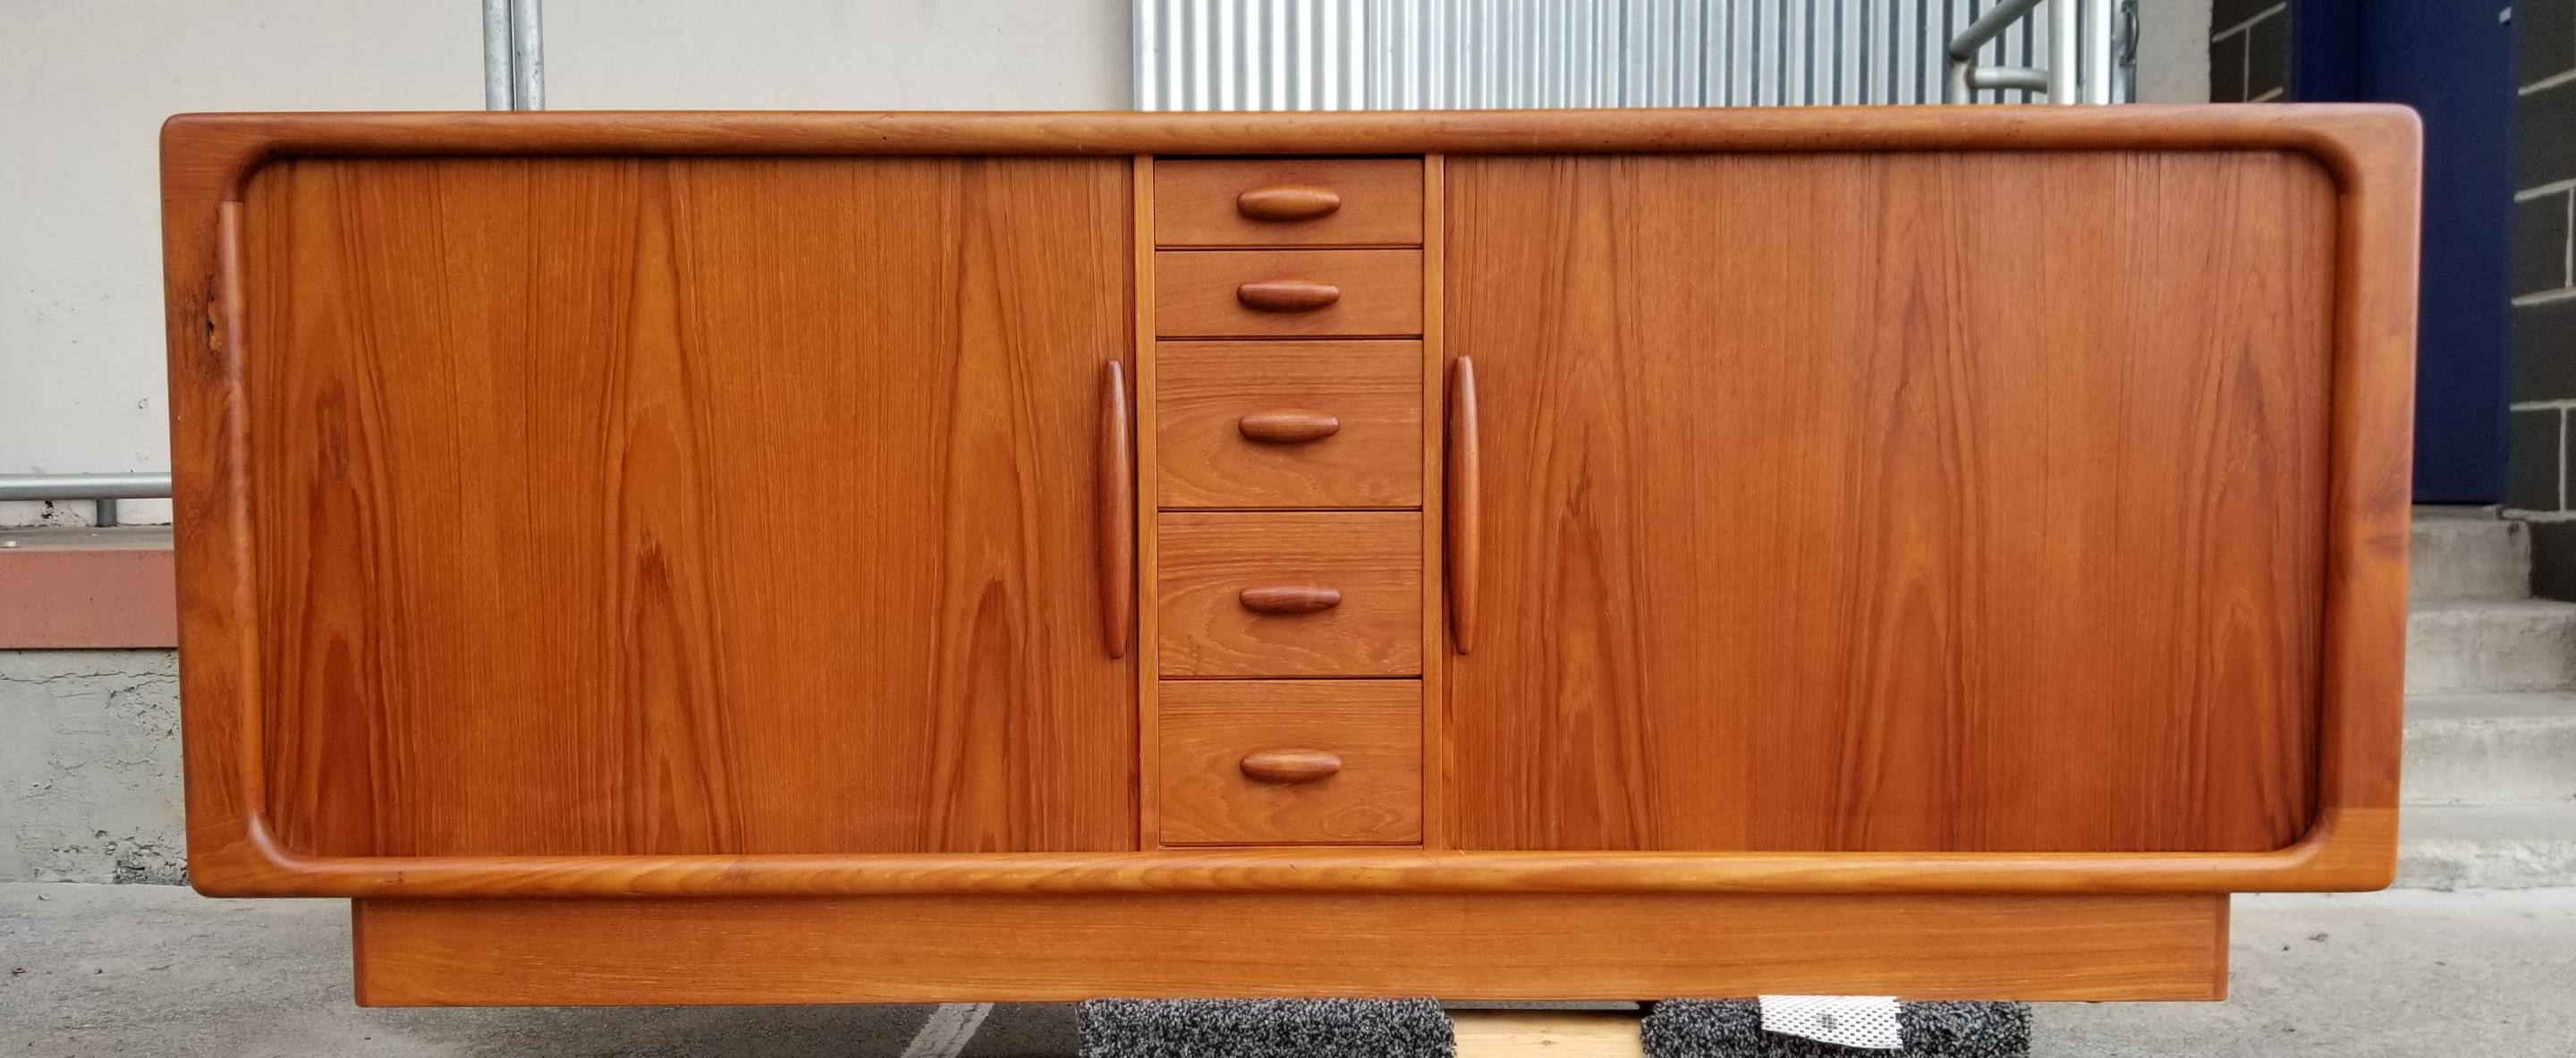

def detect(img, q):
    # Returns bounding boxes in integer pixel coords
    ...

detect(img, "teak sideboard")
[159,106,2419,1006]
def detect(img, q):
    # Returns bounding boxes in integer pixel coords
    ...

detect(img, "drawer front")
[1155,158,1424,247]
[1156,250,1424,338]
[1158,679,1423,845]
[1157,511,1423,677]
[1157,341,1424,509]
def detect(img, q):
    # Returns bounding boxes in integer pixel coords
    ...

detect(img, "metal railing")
[0,473,173,528]
[1133,0,2135,110]
[1944,0,2114,104]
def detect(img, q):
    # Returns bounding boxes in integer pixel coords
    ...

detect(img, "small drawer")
[1157,511,1422,677]
[1156,249,1423,339]
[1158,679,1422,845]
[1157,341,1424,509]
[1154,158,1424,247]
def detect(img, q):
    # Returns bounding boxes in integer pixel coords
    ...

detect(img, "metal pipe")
[482,0,512,109]
[2081,0,2112,104]
[1970,65,2049,92]
[510,0,545,110]
[2117,0,2139,102]
[0,473,173,502]
[1945,0,2044,60]
[2048,0,2077,103]
[1945,0,2044,104]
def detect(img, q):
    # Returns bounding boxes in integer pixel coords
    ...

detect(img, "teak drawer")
[1157,511,1424,677]
[1156,249,1424,338]
[1157,340,1425,509]
[1154,158,1425,247]
[1157,679,1424,846]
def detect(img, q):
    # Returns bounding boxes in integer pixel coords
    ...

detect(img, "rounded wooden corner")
[2271,104,2421,199]
[161,113,277,203]
[183,814,295,897]
[2272,805,2400,891]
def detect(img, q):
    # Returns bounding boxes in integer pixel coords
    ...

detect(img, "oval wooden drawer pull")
[1237,185,1343,221]
[1239,582,1343,614]
[1240,749,1343,784]
[1236,280,1342,313]
[1238,410,1342,444]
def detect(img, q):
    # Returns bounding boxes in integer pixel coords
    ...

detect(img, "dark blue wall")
[2298,0,2518,504]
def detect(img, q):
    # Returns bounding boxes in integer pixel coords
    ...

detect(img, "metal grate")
[1133,0,2132,110]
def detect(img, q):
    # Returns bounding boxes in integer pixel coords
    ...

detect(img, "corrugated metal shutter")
[1133,0,2132,110]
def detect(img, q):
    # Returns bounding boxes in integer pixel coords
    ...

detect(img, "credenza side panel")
[239,156,1137,858]
[1444,151,2336,853]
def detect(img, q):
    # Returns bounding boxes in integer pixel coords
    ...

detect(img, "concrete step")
[2411,506,2530,601]
[2396,802,2576,889]
[2403,692,2576,804]
[2405,597,2576,693]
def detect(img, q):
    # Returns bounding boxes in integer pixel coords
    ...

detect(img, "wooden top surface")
[162,105,2418,200]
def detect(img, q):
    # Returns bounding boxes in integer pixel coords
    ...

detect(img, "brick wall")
[2209,0,2289,102]
[2508,0,2576,597]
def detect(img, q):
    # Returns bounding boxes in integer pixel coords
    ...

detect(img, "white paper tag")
[1758,995,1904,1050]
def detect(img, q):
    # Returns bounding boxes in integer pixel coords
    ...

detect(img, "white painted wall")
[0,0,1131,527]
[2137,0,2216,104]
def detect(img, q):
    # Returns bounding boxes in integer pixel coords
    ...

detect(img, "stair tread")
[2410,505,2509,522]
[2408,597,2576,616]
[2406,690,2576,721]
[2402,802,2576,841]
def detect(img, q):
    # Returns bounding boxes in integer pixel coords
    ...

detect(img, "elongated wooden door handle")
[1236,280,1341,312]
[1240,749,1343,783]
[1098,360,1134,657]
[1447,357,1480,655]
[1239,582,1342,615]
[1238,410,1341,444]
[1237,185,1343,221]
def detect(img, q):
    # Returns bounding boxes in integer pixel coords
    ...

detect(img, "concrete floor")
[4,884,2572,1057]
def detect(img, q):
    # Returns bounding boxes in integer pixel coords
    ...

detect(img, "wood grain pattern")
[1236,410,1343,444]
[1420,154,1452,850]
[188,824,2402,898]
[1155,158,1424,246]
[236,156,1136,858]
[1157,511,1424,677]
[1157,340,1425,508]
[1156,250,1424,338]
[165,108,2414,899]
[1233,278,1344,312]
[159,107,2417,201]
[351,892,2227,1003]
[1236,749,1346,783]
[1157,679,1423,845]
[1237,582,1344,614]
[1445,356,1480,655]
[1133,156,1165,850]
[1451,1012,1644,1058]
[1445,151,2337,854]
[1100,360,1134,657]
[1235,185,1343,221]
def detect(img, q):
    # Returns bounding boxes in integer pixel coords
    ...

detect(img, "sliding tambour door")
[1443,151,2335,853]
[237,156,1135,859]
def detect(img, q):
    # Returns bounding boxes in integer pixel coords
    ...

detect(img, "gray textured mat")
[1079,999,1455,1058]
[1641,1000,2030,1058]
